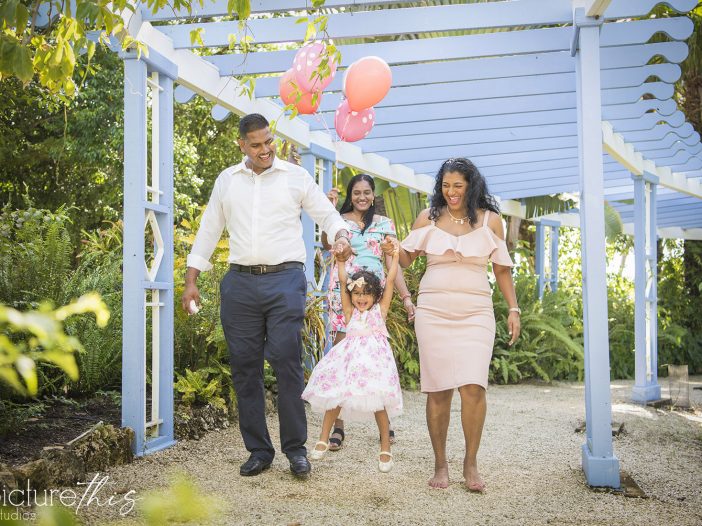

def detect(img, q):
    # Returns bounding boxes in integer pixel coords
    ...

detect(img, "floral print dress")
[302,304,403,421]
[327,216,397,334]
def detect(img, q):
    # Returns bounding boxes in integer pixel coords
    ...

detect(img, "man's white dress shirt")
[187,157,347,271]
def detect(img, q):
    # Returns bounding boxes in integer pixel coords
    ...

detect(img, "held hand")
[403,297,416,322]
[380,235,396,256]
[327,188,339,207]
[508,311,521,346]
[333,237,353,262]
[181,283,201,315]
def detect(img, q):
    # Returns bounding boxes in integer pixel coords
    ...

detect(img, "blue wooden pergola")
[114,0,702,488]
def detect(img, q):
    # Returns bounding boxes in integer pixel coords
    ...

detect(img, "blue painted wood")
[163,1,580,48]
[205,18,691,75]
[300,150,318,288]
[154,73,176,448]
[574,10,620,489]
[122,58,148,455]
[535,222,546,299]
[632,172,661,406]
[550,225,560,293]
[140,0,697,22]
[253,43,688,98]
[119,49,179,81]
[308,70,677,114]
[168,4,693,49]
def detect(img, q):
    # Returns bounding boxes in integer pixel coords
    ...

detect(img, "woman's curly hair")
[348,269,383,305]
[429,157,500,226]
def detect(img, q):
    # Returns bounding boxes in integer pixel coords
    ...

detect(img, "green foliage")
[63,257,123,395]
[140,473,222,525]
[0,399,46,437]
[0,293,109,396]
[490,274,584,384]
[0,203,73,309]
[175,368,227,411]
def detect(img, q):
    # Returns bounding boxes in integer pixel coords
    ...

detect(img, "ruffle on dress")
[401,224,513,267]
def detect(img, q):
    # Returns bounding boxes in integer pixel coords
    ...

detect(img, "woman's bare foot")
[428,462,449,489]
[463,460,486,493]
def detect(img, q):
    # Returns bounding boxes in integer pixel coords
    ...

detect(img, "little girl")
[302,237,403,473]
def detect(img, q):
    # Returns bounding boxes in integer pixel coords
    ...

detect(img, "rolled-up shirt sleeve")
[187,180,226,272]
[300,172,347,241]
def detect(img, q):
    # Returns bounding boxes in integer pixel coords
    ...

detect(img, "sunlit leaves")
[0,293,110,396]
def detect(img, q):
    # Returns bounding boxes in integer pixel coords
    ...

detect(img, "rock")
[13,459,52,491]
[174,403,230,441]
[70,424,134,472]
[39,448,86,486]
[0,463,17,491]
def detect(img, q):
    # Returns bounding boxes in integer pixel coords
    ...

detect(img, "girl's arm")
[337,259,354,324]
[380,242,400,318]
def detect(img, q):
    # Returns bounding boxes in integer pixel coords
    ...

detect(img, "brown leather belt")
[229,262,304,275]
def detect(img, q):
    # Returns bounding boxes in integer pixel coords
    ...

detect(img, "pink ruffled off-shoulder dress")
[400,210,513,392]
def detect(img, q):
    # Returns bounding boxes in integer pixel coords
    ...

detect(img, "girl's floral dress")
[327,216,397,334]
[302,304,403,421]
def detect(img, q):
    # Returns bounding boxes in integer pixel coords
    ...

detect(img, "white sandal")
[310,441,329,460]
[378,451,394,473]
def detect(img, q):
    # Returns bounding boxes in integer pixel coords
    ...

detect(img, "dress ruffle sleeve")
[402,224,514,265]
[488,229,514,267]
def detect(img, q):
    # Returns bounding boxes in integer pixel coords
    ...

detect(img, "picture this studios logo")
[1,473,139,517]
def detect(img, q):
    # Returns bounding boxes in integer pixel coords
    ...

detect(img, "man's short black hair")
[239,113,269,139]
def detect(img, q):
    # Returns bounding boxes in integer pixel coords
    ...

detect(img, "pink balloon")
[335,99,375,142]
[279,68,322,114]
[343,56,392,111]
[292,42,338,94]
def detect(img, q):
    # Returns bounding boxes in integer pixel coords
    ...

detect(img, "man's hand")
[333,236,353,262]
[181,282,201,314]
[327,188,339,207]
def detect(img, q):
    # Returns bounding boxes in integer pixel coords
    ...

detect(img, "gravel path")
[77,378,702,525]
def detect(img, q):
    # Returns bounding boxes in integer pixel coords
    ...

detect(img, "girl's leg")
[458,384,487,491]
[426,389,454,489]
[330,331,346,450]
[374,409,391,462]
[315,406,342,452]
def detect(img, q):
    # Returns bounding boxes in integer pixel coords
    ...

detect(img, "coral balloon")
[335,99,375,142]
[279,68,322,114]
[279,68,298,105]
[343,56,392,111]
[292,42,338,94]
[294,90,322,114]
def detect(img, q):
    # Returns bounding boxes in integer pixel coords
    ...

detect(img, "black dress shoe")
[239,456,272,477]
[288,455,311,478]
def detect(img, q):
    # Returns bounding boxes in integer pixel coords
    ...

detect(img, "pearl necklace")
[447,208,469,225]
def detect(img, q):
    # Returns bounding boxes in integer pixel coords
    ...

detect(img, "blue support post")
[147,73,177,454]
[550,223,559,293]
[535,219,561,299]
[631,172,662,403]
[573,8,620,488]
[535,221,546,299]
[122,56,177,456]
[300,150,317,287]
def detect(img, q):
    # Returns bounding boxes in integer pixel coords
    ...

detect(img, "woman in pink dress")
[399,158,521,492]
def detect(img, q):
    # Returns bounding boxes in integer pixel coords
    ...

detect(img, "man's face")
[239,127,276,174]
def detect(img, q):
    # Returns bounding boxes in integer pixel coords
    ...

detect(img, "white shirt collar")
[233,156,289,175]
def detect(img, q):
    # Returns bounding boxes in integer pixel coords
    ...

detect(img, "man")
[181,113,352,479]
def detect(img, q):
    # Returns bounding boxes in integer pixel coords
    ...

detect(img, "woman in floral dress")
[320,173,415,450]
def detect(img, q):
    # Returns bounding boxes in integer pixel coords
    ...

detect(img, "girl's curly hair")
[348,269,383,305]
